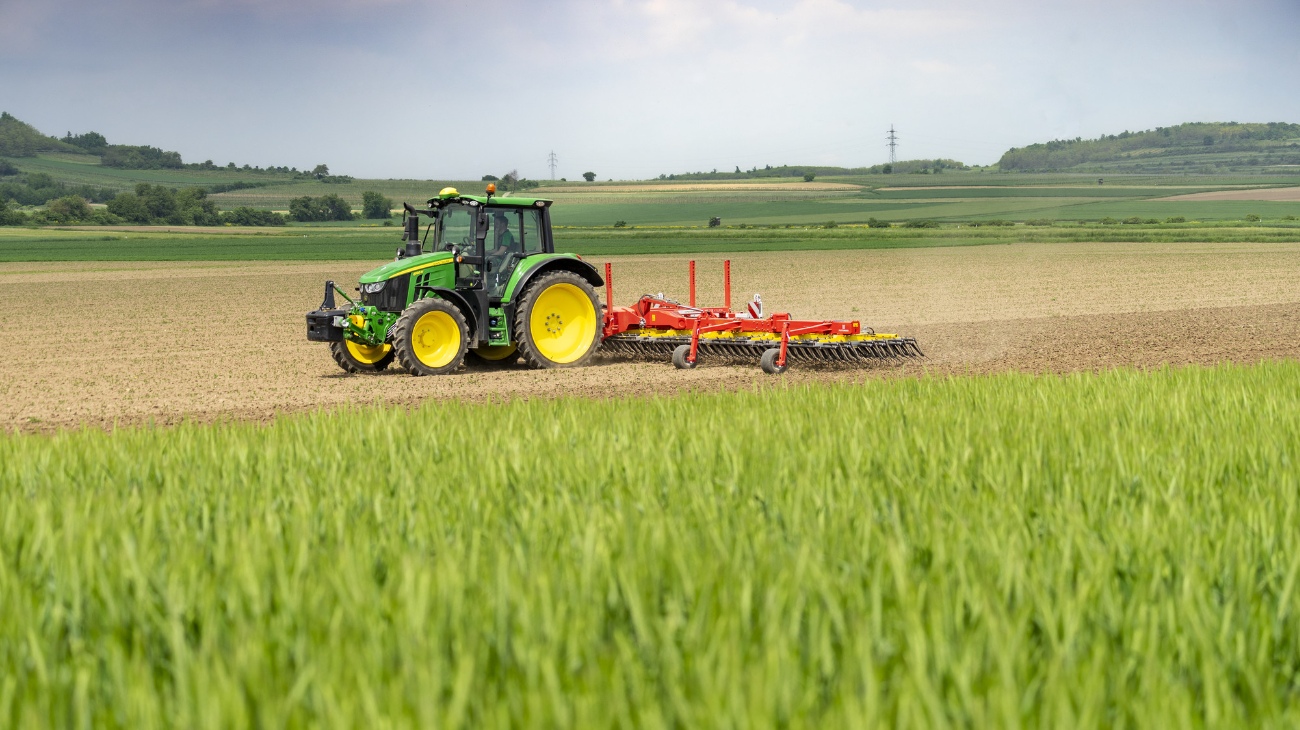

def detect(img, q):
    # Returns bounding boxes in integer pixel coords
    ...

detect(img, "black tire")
[671,344,697,370]
[465,345,520,368]
[760,348,789,375]
[329,340,394,373]
[513,271,602,369]
[391,298,469,376]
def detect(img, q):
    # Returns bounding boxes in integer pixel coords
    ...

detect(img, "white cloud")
[2,0,1297,178]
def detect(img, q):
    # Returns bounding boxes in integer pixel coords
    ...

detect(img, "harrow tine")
[603,329,923,366]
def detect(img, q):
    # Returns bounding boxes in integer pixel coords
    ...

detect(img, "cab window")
[436,205,473,251]
[522,209,545,254]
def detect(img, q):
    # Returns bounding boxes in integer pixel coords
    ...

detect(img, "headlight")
[362,281,386,294]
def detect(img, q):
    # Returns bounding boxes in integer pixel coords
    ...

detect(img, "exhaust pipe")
[400,202,423,259]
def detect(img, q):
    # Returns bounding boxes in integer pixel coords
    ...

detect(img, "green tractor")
[306,185,604,375]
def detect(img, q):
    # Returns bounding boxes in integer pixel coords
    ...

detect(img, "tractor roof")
[426,191,552,208]
[468,194,553,207]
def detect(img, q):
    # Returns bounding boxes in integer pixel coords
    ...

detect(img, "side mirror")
[475,207,490,245]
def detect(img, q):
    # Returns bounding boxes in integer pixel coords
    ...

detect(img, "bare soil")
[1156,187,1300,202]
[4,241,1300,432]
[539,182,862,193]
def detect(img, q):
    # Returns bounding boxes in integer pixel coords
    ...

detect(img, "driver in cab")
[487,211,519,271]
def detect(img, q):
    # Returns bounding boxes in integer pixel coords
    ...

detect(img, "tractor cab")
[426,191,551,299]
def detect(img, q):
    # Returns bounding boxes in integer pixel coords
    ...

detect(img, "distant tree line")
[655,160,968,181]
[289,194,354,222]
[1,158,398,226]
[0,165,273,204]
[0,182,289,226]
[0,170,116,206]
[0,167,294,226]
[287,191,393,222]
[107,184,222,224]
[481,169,540,191]
[0,184,291,226]
[863,159,967,174]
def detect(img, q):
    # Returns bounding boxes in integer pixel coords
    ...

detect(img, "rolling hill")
[998,122,1300,174]
[0,112,79,157]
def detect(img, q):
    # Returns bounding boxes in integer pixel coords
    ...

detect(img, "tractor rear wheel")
[330,340,394,373]
[392,298,469,376]
[514,271,601,369]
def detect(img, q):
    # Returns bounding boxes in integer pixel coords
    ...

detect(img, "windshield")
[435,204,474,251]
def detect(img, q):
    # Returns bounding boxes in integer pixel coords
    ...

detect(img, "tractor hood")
[359,252,454,284]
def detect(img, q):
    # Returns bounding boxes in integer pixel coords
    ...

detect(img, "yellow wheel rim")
[411,310,460,368]
[474,344,518,361]
[530,283,596,364]
[346,340,391,365]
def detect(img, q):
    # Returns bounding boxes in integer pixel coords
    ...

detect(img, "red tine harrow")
[600,260,922,374]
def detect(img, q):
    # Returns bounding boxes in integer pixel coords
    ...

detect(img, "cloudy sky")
[2,0,1298,180]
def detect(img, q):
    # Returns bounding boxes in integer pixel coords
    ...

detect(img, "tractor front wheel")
[392,298,469,376]
[330,340,394,373]
[514,271,601,369]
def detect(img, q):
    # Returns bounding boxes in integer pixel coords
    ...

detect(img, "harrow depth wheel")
[760,348,789,375]
[392,298,468,376]
[330,340,394,373]
[671,344,697,370]
[515,271,601,368]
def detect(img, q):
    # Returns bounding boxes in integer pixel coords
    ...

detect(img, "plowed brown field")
[1157,186,1300,202]
[5,241,1300,432]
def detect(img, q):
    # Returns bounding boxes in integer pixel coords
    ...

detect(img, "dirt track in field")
[540,182,862,193]
[1157,186,1300,202]
[4,241,1300,432]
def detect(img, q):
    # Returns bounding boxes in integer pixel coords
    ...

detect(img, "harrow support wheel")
[330,340,395,373]
[392,298,469,376]
[760,348,789,375]
[514,271,601,369]
[671,344,697,370]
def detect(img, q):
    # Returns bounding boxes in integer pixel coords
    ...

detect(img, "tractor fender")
[416,287,478,335]
[507,256,604,305]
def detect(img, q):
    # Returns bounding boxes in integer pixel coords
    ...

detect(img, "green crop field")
[6,221,1300,262]
[4,363,1300,726]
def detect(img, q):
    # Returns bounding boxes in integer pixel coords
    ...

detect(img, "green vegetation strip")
[4,363,1300,725]
[5,223,1300,261]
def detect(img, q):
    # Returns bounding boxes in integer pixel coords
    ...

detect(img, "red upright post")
[724,259,732,312]
[689,260,696,308]
[604,262,613,309]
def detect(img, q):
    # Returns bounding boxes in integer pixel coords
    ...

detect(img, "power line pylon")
[547,151,558,180]
[887,126,898,165]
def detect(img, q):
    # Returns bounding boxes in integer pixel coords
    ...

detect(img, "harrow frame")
[599,260,922,373]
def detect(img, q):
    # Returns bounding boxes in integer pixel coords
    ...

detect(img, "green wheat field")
[4,363,1299,727]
